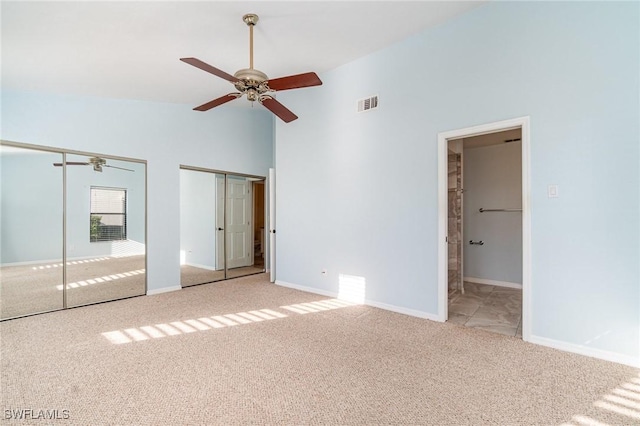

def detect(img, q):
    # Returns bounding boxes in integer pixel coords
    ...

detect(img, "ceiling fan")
[53,157,134,172]
[180,13,322,123]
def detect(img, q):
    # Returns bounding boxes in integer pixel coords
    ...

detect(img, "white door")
[226,177,252,269]
[215,175,225,270]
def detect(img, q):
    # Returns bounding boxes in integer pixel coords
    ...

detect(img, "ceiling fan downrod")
[234,14,267,102]
[243,14,259,70]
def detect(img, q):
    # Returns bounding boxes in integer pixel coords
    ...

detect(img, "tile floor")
[448,282,522,338]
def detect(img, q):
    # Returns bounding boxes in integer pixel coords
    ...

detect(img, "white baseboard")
[464,277,522,289]
[275,280,439,322]
[528,335,639,368]
[275,280,337,298]
[147,285,182,296]
[365,299,440,321]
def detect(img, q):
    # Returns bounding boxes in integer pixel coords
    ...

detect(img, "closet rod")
[479,208,522,212]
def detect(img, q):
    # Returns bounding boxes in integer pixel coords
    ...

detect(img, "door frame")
[268,168,276,283]
[437,116,531,341]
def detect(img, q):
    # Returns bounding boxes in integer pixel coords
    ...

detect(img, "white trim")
[269,168,276,283]
[147,285,181,296]
[275,280,337,298]
[464,277,522,289]
[276,280,439,321]
[437,116,532,341]
[366,299,439,321]
[529,335,640,368]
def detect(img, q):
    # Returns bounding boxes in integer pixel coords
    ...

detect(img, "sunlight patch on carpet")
[101,308,290,344]
[280,298,356,315]
[101,298,359,345]
[565,373,640,425]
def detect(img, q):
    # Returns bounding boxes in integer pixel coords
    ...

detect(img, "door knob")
[218,227,224,231]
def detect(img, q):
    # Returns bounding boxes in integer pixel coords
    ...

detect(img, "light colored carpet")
[1,273,638,425]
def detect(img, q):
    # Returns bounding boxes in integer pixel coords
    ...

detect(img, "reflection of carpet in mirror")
[181,263,265,288]
[1,255,146,319]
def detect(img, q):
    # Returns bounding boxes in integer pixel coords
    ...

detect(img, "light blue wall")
[1,91,274,291]
[274,2,639,360]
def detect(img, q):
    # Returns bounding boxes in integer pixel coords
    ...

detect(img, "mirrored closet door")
[0,145,64,319]
[180,167,266,287]
[0,142,147,320]
[65,153,146,307]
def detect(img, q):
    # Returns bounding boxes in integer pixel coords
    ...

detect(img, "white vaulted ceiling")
[1,1,484,106]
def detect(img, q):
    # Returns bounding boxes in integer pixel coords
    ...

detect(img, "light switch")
[548,184,559,198]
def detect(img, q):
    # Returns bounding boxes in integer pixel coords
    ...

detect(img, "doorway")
[437,117,531,341]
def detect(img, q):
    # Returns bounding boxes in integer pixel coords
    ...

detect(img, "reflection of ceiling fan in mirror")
[53,157,134,172]
[180,13,322,123]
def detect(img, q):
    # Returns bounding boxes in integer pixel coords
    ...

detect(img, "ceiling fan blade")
[53,162,89,167]
[180,58,239,83]
[103,164,135,172]
[194,93,241,112]
[259,96,298,123]
[267,72,322,91]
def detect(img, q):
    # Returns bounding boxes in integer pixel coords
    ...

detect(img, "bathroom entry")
[446,128,524,338]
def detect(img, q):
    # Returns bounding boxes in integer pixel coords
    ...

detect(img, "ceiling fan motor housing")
[233,68,270,101]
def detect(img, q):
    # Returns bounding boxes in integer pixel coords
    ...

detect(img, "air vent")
[357,95,379,113]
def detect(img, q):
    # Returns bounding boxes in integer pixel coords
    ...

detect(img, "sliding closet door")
[65,154,146,307]
[0,146,64,319]
[180,169,226,287]
[179,168,266,286]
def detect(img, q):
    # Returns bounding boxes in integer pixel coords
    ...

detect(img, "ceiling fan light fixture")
[246,88,259,102]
